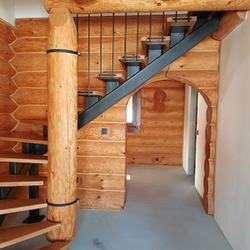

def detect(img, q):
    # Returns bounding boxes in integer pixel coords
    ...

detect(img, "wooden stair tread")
[141,36,170,55]
[118,55,145,69]
[0,131,47,145]
[0,198,47,215]
[0,152,48,164]
[95,73,125,83]
[38,241,71,250]
[165,15,197,35]
[78,90,104,97]
[0,175,47,187]
[0,221,61,248]
[20,119,48,126]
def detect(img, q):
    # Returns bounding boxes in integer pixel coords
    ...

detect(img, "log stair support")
[95,73,125,94]
[0,221,61,249]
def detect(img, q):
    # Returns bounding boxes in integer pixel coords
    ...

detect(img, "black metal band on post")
[47,49,81,56]
[46,198,80,207]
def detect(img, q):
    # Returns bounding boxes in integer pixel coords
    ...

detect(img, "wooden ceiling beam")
[42,0,250,14]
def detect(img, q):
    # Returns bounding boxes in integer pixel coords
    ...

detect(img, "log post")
[47,7,78,241]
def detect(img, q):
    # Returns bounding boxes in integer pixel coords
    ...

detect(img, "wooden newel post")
[47,7,78,241]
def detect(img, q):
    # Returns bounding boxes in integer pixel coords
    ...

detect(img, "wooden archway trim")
[42,0,250,14]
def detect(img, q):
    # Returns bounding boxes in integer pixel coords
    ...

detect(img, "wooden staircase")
[0,132,71,249]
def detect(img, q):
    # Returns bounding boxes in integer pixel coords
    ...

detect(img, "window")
[126,90,141,132]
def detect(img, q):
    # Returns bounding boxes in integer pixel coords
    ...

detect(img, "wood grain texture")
[46,8,78,242]
[10,54,47,72]
[0,198,47,215]
[0,174,47,186]
[12,106,48,120]
[11,88,47,105]
[0,76,17,95]
[0,95,17,113]
[15,18,48,37]
[77,156,125,174]
[0,221,61,248]
[0,39,15,60]
[77,122,126,141]
[77,189,125,210]
[212,11,247,41]
[43,0,250,13]
[77,173,125,191]
[127,80,184,166]
[13,72,47,87]
[0,114,17,131]
[0,131,47,145]
[12,37,47,53]
[0,58,16,76]
[0,20,15,44]
[77,141,125,156]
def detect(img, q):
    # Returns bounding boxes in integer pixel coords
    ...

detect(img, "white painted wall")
[0,0,48,26]
[14,0,48,19]
[0,0,15,26]
[214,12,250,250]
[182,85,198,175]
[195,93,206,197]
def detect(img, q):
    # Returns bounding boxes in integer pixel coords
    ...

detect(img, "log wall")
[0,20,17,171]
[3,15,220,214]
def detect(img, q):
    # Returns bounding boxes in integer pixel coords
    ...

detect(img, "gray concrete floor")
[3,164,233,250]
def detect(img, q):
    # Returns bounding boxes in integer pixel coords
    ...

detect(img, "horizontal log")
[13,72,48,88]
[77,141,125,156]
[13,122,44,136]
[77,156,125,174]
[0,39,15,60]
[126,154,182,165]
[11,88,48,105]
[0,58,16,76]
[0,114,17,131]
[171,52,219,71]
[144,79,184,88]
[77,122,126,141]
[77,173,125,191]
[189,37,220,52]
[76,189,125,210]
[78,53,125,72]
[140,118,183,128]
[90,105,126,123]
[0,95,17,113]
[15,19,48,38]
[78,72,105,89]
[167,70,218,88]
[0,141,17,152]
[212,11,247,41]
[43,0,250,13]
[10,54,47,72]
[140,127,183,136]
[0,20,15,44]
[0,76,17,95]
[11,38,47,53]
[12,106,48,120]
[141,106,184,117]
[127,134,183,146]
[127,145,182,155]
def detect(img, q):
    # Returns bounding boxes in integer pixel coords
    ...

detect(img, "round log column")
[47,7,78,242]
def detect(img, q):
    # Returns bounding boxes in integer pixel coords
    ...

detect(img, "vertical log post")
[47,8,78,241]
